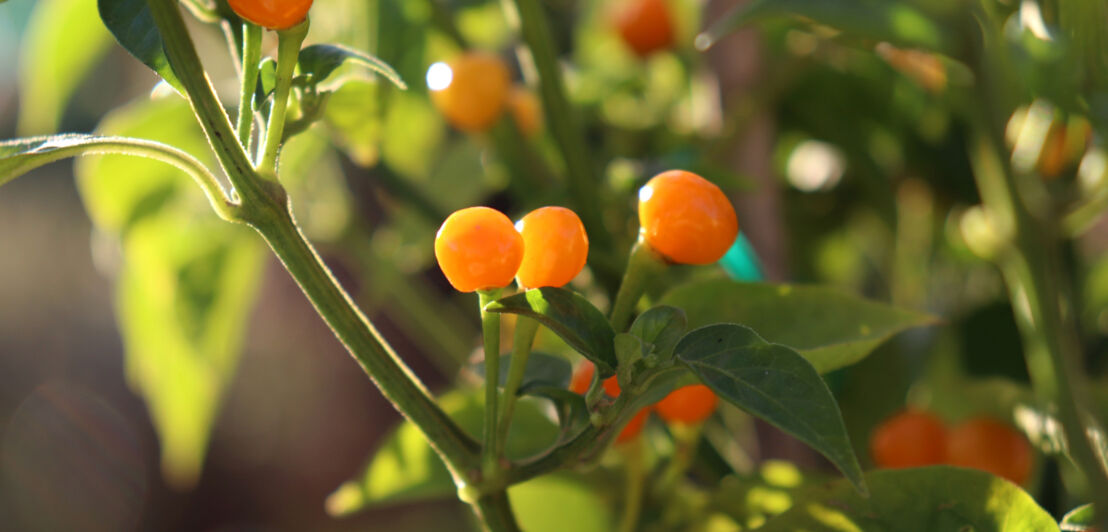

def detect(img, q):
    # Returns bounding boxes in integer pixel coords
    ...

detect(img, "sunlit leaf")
[326,390,558,514]
[509,474,612,532]
[117,216,263,487]
[757,467,1057,531]
[1060,503,1095,531]
[18,0,112,135]
[74,97,263,487]
[675,324,865,493]
[487,288,618,376]
[661,280,937,374]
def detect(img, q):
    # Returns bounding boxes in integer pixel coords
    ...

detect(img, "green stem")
[968,129,1108,521]
[146,0,480,488]
[496,316,541,457]
[474,492,521,532]
[235,22,263,157]
[146,0,279,213]
[480,289,504,478]
[584,367,605,410]
[258,20,309,175]
[505,0,617,282]
[609,241,667,332]
[254,207,481,471]
[0,135,237,221]
[617,438,646,532]
[505,393,636,485]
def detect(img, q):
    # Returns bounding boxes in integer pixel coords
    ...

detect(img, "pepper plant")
[2,0,1107,530]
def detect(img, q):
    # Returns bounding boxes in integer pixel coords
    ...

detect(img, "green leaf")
[326,390,558,514]
[675,324,865,494]
[296,43,407,90]
[487,288,618,376]
[0,135,99,185]
[700,0,951,54]
[253,57,277,110]
[75,99,212,232]
[117,216,263,488]
[74,97,262,487]
[322,80,382,166]
[508,474,613,532]
[661,280,937,374]
[614,333,649,370]
[98,0,184,93]
[628,305,687,359]
[516,384,589,435]
[17,0,112,135]
[757,467,1057,531]
[472,351,573,390]
[1061,503,1095,531]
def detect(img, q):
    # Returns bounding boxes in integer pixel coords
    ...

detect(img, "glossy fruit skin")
[570,362,646,443]
[612,0,675,58]
[434,207,524,293]
[655,384,718,425]
[946,417,1032,485]
[638,170,739,265]
[515,207,588,289]
[228,0,313,30]
[870,410,947,469]
[429,53,511,132]
[508,87,543,137]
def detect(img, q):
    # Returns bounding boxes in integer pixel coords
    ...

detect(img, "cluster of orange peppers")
[870,409,1034,485]
[435,169,738,442]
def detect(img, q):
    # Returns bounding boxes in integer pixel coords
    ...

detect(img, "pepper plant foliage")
[3,0,1107,529]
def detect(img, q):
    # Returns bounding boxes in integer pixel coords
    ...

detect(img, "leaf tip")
[325,481,365,517]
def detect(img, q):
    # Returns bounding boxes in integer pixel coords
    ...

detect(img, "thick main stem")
[146,0,480,487]
[255,208,480,475]
[146,0,275,211]
[474,492,521,532]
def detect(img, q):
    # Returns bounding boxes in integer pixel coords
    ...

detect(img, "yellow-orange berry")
[612,0,675,58]
[434,207,524,293]
[870,410,947,469]
[655,384,718,425]
[638,170,739,265]
[508,87,543,137]
[427,53,511,132]
[946,417,1032,485]
[228,0,313,30]
[515,207,589,289]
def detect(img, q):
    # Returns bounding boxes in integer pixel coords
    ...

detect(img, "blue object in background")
[719,233,764,282]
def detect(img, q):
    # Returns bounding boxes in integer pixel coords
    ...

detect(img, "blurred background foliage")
[1,0,1106,529]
